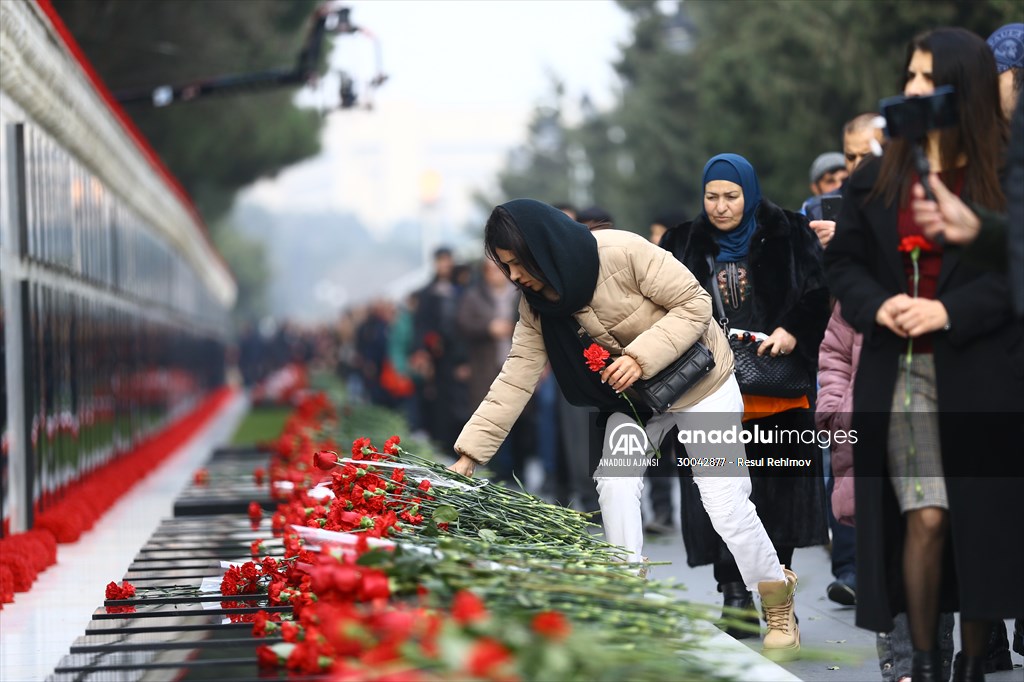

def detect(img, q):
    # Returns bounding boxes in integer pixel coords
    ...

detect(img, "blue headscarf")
[701,153,762,262]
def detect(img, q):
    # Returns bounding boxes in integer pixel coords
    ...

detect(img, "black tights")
[903,507,988,657]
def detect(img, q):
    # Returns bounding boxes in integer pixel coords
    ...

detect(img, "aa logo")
[607,422,649,457]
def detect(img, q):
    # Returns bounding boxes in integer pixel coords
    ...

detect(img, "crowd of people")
[443,24,1021,682]
[284,23,1023,682]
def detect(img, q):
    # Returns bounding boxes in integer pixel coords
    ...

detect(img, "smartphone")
[880,85,957,140]
[820,196,843,222]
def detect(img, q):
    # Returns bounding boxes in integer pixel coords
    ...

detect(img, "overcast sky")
[240,1,633,235]
[333,0,633,110]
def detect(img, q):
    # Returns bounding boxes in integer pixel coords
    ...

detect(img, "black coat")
[824,157,1024,632]
[1009,90,1024,317]
[661,199,832,565]
[661,199,830,377]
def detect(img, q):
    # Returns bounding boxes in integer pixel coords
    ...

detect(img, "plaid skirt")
[887,353,948,511]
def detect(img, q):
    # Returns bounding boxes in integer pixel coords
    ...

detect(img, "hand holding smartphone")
[820,196,843,222]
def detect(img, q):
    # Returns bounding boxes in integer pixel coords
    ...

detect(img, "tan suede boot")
[758,566,800,660]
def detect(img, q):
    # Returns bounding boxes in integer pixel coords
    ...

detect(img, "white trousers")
[594,376,784,589]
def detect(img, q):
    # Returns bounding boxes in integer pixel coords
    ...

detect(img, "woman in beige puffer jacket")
[449,199,801,659]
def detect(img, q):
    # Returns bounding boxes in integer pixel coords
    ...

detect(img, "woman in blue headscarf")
[660,153,831,640]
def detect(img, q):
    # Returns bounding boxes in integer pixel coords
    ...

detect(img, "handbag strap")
[573,319,596,348]
[705,255,731,335]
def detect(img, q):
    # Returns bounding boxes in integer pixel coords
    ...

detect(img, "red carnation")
[253,467,266,486]
[104,580,137,614]
[359,571,391,601]
[252,610,280,637]
[532,610,571,640]
[193,468,209,485]
[451,590,487,624]
[466,638,513,679]
[0,565,15,604]
[371,608,417,644]
[383,435,401,455]
[280,620,301,643]
[583,343,610,372]
[105,580,135,600]
[248,501,263,524]
[351,437,373,458]
[898,235,933,253]
[256,644,280,668]
[313,450,338,471]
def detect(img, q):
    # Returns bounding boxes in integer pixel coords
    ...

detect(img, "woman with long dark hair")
[825,27,1022,682]
[450,199,802,658]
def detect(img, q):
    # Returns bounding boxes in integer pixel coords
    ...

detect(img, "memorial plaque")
[50,493,305,680]
[173,448,275,517]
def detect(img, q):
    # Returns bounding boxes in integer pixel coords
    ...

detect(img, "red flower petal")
[451,590,487,624]
[898,235,933,253]
[532,610,572,640]
[466,637,513,678]
[313,450,339,471]
[583,343,610,373]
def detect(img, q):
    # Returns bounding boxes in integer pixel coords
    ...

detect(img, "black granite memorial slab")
[173,447,276,517]
[45,446,332,680]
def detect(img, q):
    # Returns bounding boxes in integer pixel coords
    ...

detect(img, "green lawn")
[229,406,293,446]
[229,371,441,461]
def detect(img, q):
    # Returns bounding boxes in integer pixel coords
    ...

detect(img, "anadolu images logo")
[607,421,649,457]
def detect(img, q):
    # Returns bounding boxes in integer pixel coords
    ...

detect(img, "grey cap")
[809,152,846,184]
[988,24,1024,74]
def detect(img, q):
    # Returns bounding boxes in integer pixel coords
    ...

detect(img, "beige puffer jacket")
[454,229,734,465]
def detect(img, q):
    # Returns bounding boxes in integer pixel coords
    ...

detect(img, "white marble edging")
[0,392,248,682]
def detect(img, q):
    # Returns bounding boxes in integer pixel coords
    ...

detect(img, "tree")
[52,0,327,224]
[488,0,1023,224]
[53,0,333,324]
[600,0,703,230]
[684,0,1016,209]
[210,222,270,324]
[479,79,576,210]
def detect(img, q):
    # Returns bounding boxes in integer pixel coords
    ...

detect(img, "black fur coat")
[660,198,830,376]
[660,199,831,568]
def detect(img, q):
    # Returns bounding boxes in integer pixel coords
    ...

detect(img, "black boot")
[952,654,986,682]
[718,581,759,640]
[911,649,942,682]
[954,622,1012,675]
[1013,618,1023,657]
[984,621,1012,672]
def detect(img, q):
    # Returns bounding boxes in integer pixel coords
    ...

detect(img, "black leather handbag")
[726,333,812,398]
[575,324,715,413]
[706,257,812,399]
[631,342,716,412]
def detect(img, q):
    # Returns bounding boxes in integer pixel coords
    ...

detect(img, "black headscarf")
[499,199,623,410]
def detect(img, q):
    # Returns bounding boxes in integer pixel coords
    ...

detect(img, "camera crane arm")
[114,2,379,108]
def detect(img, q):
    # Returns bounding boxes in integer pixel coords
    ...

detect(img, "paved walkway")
[642,523,1023,682]
[523,458,1022,681]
